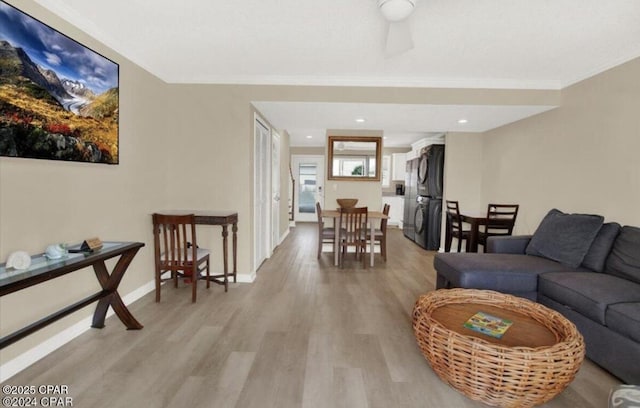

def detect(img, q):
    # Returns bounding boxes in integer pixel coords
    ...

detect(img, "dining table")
[321,209,388,267]
[453,212,514,253]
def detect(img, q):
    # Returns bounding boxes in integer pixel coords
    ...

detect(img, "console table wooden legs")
[92,246,144,329]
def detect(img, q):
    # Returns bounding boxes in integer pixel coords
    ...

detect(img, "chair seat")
[322,227,336,237]
[160,247,210,263]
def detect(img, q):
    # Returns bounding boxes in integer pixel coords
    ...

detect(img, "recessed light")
[383,136,388,139]
[458,119,468,124]
[305,135,313,139]
[355,118,366,123]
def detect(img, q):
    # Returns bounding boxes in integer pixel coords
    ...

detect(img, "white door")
[254,116,271,270]
[271,130,281,250]
[292,155,324,222]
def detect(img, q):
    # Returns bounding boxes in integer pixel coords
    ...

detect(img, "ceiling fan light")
[378,0,416,22]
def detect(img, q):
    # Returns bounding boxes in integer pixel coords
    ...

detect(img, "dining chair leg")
[191,267,197,303]
[206,258,211,289]
[361,242,366,268]
[155,268,161,302]
[381,237,387,262]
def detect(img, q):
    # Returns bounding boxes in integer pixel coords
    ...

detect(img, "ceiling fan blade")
[385,20,414,57]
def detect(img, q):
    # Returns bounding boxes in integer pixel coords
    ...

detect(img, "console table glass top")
[1,242,127,293]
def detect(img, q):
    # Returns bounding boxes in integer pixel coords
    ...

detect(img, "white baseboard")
[0,280,155,382]
[236,272,256,283]
[279,228,290,245]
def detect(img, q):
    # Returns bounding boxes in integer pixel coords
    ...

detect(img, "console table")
[0,241,144,349]
[160,211,238,291]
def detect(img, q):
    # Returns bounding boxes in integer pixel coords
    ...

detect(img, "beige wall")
[443,132,484,213]
[481,57,640,233]
[290,146,324,156]
[0,1,170,364]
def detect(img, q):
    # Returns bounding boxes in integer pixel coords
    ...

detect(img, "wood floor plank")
[0,224,621,408]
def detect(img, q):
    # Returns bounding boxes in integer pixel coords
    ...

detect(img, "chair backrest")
[339,206,368,244]
[152,213,198,271]
[315,202,323,225]
[485,204,519,236]
[445,200,464,234]
[380,203,390,232]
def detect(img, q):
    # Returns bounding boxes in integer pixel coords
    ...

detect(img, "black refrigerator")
[414,144,445,250]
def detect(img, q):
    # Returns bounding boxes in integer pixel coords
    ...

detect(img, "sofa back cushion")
[605,226,640,284]
[581,222,621,272]
[526,208,604,268]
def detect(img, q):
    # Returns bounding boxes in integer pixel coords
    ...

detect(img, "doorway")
[291,155,324,222]
[271,130,281,249]
[254,116,271,271]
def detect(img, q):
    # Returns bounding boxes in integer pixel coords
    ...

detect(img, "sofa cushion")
[581,222,621,272]
[539,272,640,325]
[434,253,578,294]
[526,209,604,268]
[605,226,640,284]
[606,302,640,343]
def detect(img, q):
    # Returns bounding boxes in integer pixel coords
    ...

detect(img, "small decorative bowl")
[337,198,358,208]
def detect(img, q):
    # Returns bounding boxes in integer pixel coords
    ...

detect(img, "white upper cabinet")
[392,153,406,181]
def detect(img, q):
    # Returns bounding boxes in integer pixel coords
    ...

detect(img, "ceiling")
[29,0,640,147]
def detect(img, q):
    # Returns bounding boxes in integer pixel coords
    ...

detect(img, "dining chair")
[338,206,368,268]
[316,202,337,259]
[152,213,210,302]
[445,200,470,252]
[478,203,520,252]
[373,203,391,261]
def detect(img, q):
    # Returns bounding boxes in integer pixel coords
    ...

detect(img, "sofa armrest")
[487,235,532,254]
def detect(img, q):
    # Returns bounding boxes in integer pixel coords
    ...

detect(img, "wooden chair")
[338,206,368,268]
[478,204,520,252]
[316,202,336,259]
[373,203,391,261]
[445,200,470,252]
[152,213,210,302]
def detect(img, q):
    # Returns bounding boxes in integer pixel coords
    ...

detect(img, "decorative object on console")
[5,251,31,270]
[68,237,103,253]
[44,244,67,260]
[0,0,119,164]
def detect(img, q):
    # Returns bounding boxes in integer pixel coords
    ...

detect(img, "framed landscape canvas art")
[0,1,119,164]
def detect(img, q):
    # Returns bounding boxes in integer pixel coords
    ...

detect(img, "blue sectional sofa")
[434,209,640,384]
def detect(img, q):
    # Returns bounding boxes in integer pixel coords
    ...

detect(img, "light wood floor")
[3,224,620,407]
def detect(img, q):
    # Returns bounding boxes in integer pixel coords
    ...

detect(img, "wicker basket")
[412,289,585,408]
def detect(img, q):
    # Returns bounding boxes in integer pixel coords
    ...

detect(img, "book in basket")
[463,311,513,339]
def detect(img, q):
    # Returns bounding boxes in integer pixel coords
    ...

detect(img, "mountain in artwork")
[0,39,119,163]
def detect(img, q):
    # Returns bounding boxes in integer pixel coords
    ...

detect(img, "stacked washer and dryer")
[403,144,445,250]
